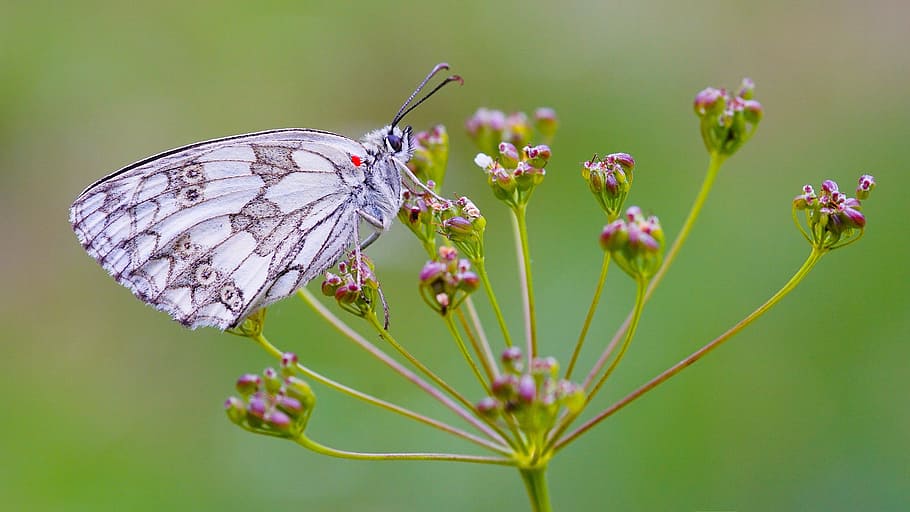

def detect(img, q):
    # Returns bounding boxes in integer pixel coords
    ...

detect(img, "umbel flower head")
[466,108,557,156]
[474,142,552,211]
[694,78,763,158]
[418,246,479,315]
[582,152,635,219]
[225,353,316,439]
[793,175,875,250]
[320,253,380,317]
[477,348,585,435]
[600,206,665,281]
[438,196,487,263]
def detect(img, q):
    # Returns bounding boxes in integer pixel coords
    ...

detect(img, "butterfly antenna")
[391,63,463,127]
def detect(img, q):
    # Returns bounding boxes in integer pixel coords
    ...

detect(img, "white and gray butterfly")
[70,63,460,330]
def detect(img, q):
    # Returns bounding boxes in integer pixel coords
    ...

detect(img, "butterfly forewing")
[71,129,368,329]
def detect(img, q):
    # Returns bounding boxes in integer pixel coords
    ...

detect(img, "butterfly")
[70,63,461,330]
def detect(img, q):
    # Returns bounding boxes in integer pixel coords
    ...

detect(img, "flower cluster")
[477,348,584,435]
[581,152,636,219]
[793,175,875,250]
[466,107,557,156]
[600,206,665,280]
[225,353,315,439]
[418,246,479,315]
[407,125,449,188]
[321,253,380,317]
[438,196,486,263]
[694,78,763,157]
[474,143,552,211]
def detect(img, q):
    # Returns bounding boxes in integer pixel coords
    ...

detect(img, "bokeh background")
[2,1,907,510]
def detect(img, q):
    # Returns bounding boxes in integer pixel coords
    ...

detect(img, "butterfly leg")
[394,159,450,204]
[355,210,391,327]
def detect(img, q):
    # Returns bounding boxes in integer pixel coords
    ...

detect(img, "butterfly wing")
[71,129,368,329]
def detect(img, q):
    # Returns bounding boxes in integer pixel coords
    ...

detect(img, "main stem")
[519,466,552,512]
[555,248,826,451]
[512,205,538,358]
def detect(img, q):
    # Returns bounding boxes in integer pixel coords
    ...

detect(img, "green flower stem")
[519,466,553,512]
[251,331,509,455]
[565,252,612,379]
[589,151,725,386]
[512,205,538,358]
[364,311,520,451]
[294,434,515,466]
[297,289,507,448]
[444,314,491,393]
[474,259,516,348]
[555,248,826,452]
[456,308,497,382]
[585,276,648,401]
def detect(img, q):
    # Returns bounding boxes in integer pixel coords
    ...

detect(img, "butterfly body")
[71,126,413,329]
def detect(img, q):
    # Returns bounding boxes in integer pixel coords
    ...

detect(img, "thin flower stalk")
[565,252,611,379]
[251,331,509,454]
[555,247,826,451]
[512,206,539,358]
[456,308,497,383]
[297,288,506,445]
[444,314,491,393]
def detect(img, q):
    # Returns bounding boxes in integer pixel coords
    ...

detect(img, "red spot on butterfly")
[350,155,363,167]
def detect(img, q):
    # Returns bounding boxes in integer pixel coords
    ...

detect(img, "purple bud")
[456,271,479,292]
[235,373,261,395]
[334,283,361,304]
[524,144,551,168]
[856,174,875,200]
[607,152,635,171]
[224,396,247,424]
[442,216,474,237]
[492,374,518,398]
[498,142,520,167]
[438,245,458,261]
[247,395,268,419]
[419,261,448,283]
[531,357,559,378]
[265,410,292,431]
[742,99,763,123]
[501,347,523,365]
[821,179,839,195]
[321,272,343,297]
[281,352,298,369]
[842,207,866,228]
[737,77,755,99]
[475,397,501,417]
[275,395,303,416]
[263,367,282,394]
[599,220,627,251]
[694,87,725,116]
[534,107,558,138]
[518,374,537,403]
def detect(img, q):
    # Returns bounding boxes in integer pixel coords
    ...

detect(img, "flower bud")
[492,374,519,399]
[262,367,282,394]
[224,396,247,425]
[264,410,292,431]
[534,107,558,139]
[321,272,343,297]
[856,174,875,200]
[235,374,262,396]
[475,397,502,418]
[517,374,537,404]
[284,376,316,410]
[498,142,520,168]
[501,346,524,374]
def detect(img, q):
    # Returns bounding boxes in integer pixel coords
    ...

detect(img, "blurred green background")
[2,1,907,510]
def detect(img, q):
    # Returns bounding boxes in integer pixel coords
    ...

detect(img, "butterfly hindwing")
[70,129,368,329]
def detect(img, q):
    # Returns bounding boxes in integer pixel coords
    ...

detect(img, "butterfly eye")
[386,132,403,152]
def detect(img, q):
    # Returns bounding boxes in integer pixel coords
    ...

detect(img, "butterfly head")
[362,124,414,163]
